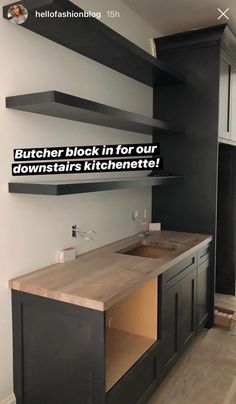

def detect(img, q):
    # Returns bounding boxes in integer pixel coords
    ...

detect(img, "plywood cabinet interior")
[106,278,158,391]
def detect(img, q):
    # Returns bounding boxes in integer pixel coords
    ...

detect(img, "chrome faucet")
[131,213,150,238]
[72,225,96,242]
[138,230,150,238]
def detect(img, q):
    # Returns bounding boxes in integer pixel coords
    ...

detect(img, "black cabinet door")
[162,281,181,374]
[12,291,106,404]
[180,269,197,351]
[216,144,236,296]
[197,258,209,329]
[161,267,197,373]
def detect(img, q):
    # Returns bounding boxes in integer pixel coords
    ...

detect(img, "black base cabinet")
[12,292,106,404]
[161,253,197,374]
[161,280,182,373]
[12,290,162,404]
[11,245,210,404]
[161,247,210,376]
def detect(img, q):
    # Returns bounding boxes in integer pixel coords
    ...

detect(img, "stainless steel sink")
[117,242,175,259]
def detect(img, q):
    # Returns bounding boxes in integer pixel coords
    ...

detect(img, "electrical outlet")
[149,222,161,231]
[72,225,78,239]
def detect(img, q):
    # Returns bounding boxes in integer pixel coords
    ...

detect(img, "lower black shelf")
[8,176,183,196]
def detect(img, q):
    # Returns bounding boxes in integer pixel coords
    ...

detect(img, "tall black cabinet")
[216,144,236,295]
[152,24,236,326]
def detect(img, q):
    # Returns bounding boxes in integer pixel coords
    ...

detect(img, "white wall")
[0,0,158,399]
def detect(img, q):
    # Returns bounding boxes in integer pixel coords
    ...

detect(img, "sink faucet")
[131,211,150,238]
[138,230,150,238]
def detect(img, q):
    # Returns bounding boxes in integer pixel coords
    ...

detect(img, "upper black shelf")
[6,91,182,136]
[8,176,183,196]
[3,0,184,87]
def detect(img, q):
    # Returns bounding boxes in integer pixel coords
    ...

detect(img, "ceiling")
[121,0,236,37]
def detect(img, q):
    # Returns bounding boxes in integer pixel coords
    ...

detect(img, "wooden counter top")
[9,231,212,311]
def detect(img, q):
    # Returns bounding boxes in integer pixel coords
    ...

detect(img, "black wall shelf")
[8,176,183,196]
[6,91,183,136]
[3,0,184,87]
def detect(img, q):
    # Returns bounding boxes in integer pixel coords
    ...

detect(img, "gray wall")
[0,0,158,400]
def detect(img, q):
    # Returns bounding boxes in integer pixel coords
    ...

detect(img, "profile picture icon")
[8,3,28,25]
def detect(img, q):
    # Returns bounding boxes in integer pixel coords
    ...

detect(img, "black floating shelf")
[8,176,183,196]
[3,0,184,87]
[6,91,183,135]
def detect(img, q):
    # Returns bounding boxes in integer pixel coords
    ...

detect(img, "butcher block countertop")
[9,231,212,311]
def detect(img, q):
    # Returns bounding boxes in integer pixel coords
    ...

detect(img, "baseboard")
[0,393,16,404]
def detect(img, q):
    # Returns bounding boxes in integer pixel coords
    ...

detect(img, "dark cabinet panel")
[181,270,196,349]
[162,253,196,291]
[12,291,106,404]
[216,143,236,295]
[161,262,201,373]
[162,282,181,373]
[107,342,161,404]
[153,25,224,328]
[197,258,209,329]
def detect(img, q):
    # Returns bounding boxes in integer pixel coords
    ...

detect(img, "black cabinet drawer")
[197,244,210,266]
[106,343,160,404]
[162,253,197,291]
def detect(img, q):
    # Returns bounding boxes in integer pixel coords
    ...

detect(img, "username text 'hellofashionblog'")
[35,10,102,19]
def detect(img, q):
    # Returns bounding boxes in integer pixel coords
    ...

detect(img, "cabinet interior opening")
[105,278,158,392]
